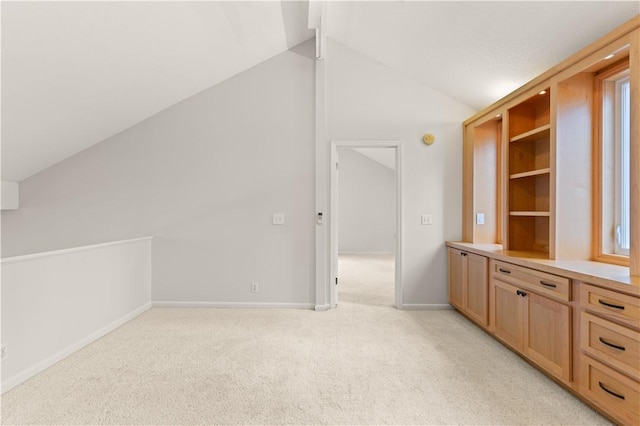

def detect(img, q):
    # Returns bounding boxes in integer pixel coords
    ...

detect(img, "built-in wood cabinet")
[507,89,551,254]
[578,283,640,425]
[448,248,488,327]
[490,279,524,348]
[447,242,640,424]
[448,247,465,309]
[453,15,640,424]
[489,259,571,383]
[461,15,639,273]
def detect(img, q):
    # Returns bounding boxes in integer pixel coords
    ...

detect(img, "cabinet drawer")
[581,312,640,381]
[581,284,640,328]
[580,356,639,426]
[491,260,569,302]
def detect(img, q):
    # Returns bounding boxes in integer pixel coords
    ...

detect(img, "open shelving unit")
[507,89,551,255]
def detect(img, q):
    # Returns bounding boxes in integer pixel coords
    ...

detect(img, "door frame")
[329,140,403,308]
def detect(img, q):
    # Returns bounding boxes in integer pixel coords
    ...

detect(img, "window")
[595,61,630,263]
[614,76,630,255]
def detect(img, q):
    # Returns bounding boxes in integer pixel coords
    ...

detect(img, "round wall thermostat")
[422,133,435,145]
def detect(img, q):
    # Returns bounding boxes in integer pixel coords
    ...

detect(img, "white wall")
[1,181,19,210]
[327,40,476,306]
[1,41,316,306]
[1,237,152,392]
[338,148,395,253]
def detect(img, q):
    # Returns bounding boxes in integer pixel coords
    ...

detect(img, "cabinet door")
[524,291,571,383]
[491,279,525,351]
[448,248,465,309]
[465,252,488,326]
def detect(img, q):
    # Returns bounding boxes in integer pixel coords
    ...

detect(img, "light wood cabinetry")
[507,90,551,254]
[491,259,569,302]
[581,357,639,425]
[578,282,640,424]
[448,248,488,327]
[452,15,640,424]
[580,284,640,328]
[447,241,640,423]
[448,247,465,309]
[581,312,639,380]
[461,16,639,274]
[490,278,524,349]
[489,260,571,383]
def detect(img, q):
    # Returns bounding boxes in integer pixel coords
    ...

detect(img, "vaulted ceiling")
[2,1,639,182]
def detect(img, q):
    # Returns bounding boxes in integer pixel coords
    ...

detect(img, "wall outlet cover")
[272,213,285,225]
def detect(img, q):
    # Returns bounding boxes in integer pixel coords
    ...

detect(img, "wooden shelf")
[510,124,551,143]
[509,211,550,217]
[510,168,551,180]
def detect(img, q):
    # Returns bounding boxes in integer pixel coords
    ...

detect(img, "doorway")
[330,141,402,308]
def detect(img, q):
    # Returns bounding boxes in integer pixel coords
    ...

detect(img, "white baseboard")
[1,302,152,394]
[399,304,454,310]
[338,251,395,255]
[152,301,314,310]
[314,304,330,311]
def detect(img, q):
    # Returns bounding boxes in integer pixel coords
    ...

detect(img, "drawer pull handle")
[499,268,511,274]
[598,337,626,352]
[598,299,625,310]
[516,290,527,297]
[598,382,625,400]
[539,280,557,288]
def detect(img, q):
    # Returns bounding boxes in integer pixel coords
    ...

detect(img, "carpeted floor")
[1,254,609,425]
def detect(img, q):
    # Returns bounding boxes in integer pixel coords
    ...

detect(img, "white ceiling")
[352,147,396,170]
[1,1,313,182]
[326,1,640,110]
[2,1,639,182]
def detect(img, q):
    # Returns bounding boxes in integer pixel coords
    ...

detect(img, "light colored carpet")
[1,254,608,425]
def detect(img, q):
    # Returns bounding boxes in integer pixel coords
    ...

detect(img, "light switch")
[476,213,485,225]
[421,214,433,225]
[273,213,285,225]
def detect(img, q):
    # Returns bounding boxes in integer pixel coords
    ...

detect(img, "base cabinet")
[580,355,640,425]
[578,283,640,425]
[448,248,488,327]
[490,276,571,383]
[491,279,524,349]
[447,244,640,424]
[524,290,571,382]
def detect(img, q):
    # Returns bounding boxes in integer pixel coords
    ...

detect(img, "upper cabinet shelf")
[510,124,551,143]
[510,168,551,180]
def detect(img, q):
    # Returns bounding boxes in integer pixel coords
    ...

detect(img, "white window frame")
[613,76,630,256]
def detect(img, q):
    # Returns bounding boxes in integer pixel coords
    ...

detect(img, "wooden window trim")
[592,59,630,266]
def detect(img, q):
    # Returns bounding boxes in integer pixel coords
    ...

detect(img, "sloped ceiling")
[2,1,639,182]
[352,148,395,171]
[326,1,639,111]
[1,1,313,182]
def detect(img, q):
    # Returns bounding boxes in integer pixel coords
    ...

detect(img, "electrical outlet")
[272,213,285,225]
[251,282,259,293]
[1,345,6,361]
[476,213,485,225]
